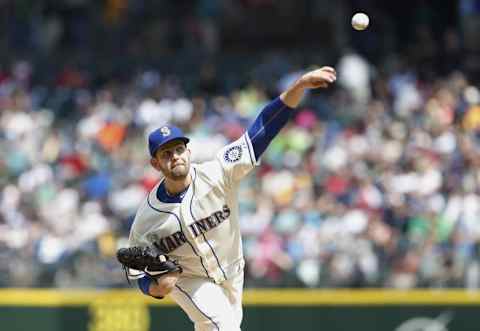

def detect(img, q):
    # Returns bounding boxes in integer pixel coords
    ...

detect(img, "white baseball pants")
[170,272,244,331]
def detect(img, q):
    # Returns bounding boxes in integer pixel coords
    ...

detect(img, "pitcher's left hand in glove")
[116,246,182,281]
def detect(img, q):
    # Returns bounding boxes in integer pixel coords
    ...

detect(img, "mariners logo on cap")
[160,126,171,137]
[224,145,242,163]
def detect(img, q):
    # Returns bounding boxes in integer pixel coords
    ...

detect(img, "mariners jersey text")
[189,205,231,238]
[152,205,231,253]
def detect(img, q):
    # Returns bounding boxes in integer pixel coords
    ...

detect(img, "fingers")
[323,73,336,83]
[300,66,337,89]
[321,66,336,74]
[318,67,336,84]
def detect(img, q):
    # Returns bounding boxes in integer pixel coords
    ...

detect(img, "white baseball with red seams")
[352,12,369,31]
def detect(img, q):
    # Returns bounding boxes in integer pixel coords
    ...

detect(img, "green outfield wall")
[0,289,479,331]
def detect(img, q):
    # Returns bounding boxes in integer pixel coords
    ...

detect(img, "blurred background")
[2,0,480,294]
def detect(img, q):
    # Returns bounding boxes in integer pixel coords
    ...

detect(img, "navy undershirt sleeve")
[138,276,153,295]
[138,276,164,299]
[247,97,293,160]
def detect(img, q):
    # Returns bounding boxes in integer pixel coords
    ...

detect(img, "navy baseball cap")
[148,125,190,157]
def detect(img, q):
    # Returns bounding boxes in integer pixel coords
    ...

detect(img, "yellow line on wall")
[242,289,480,306]
[1,289,480,307]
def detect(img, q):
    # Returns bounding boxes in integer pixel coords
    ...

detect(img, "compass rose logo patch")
[224,145,242,163]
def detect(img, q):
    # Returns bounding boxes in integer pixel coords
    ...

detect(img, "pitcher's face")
[150,140,191,180]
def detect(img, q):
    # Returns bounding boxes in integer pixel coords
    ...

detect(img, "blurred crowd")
[3,49,480,289]
[3,0,480,290]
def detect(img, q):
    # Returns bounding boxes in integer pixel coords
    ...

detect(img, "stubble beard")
[169,164,189,180]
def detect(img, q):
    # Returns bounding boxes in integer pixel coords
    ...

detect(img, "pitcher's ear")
[150,158,160,170]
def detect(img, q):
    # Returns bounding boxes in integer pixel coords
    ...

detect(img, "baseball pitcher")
[117,67,336,330]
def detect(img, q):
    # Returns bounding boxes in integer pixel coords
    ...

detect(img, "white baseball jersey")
[128,132,258,284]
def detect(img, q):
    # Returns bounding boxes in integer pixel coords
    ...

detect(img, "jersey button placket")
[189,219,223,281]
[180,189,222,282]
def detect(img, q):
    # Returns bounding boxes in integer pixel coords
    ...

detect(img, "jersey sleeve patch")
[216,133,257,183]
[223,145,243,163]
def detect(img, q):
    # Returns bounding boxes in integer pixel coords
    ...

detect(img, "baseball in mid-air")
[351,12,369,31]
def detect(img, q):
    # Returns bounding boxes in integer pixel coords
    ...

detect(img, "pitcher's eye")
[161,151,172,159]
[176,146,186,154]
